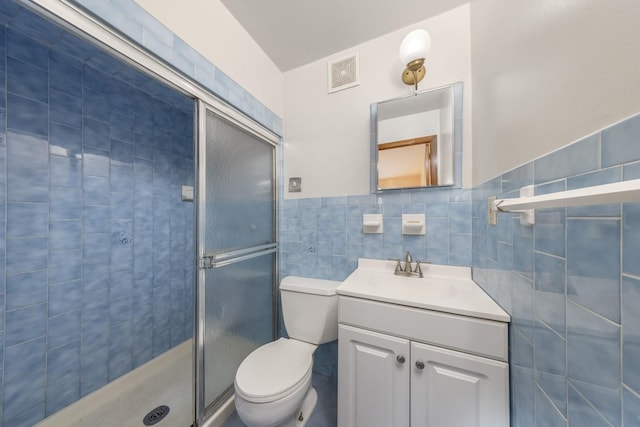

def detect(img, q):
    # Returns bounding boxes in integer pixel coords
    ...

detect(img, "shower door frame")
[18,1,282,426]
[194,100,280,425]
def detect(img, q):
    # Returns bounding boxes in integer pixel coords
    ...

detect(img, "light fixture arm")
[401,58,426,92]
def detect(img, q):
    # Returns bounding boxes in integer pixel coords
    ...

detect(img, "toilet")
[234,276,340,427]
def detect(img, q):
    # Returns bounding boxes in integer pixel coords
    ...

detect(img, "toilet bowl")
[235,339,315,427]
[234,276,340,427]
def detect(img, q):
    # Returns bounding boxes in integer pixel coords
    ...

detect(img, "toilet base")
[235,386,318,427]
[295,387,318,427]
[275,387,318,427]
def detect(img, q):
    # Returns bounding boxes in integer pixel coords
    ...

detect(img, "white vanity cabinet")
[336,258,511,427]
[336,260,510,427]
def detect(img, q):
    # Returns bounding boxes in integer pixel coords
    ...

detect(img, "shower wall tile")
[5,270,47,310]
[6,237,47,274]
[50,91,82,129]
[46,341,80,382]
[7,131,48,170]
[47,310,80,350]
[4,337,46,384]
[3,405,45,427]
[49,52,82,97]
[49,123,82,158]
[48,280,81,317]
[72,0,282,135]
[0,6,196,424]
[6,29,48,70]
[3,371,45,421]
[5,304,46,347]
[45,371,80,416]
[9,6,64,47]
[6,94,48,137]
[7,57,48,102]
[473,113,640,426]
[80,349,108,396]
[7,167,47,203]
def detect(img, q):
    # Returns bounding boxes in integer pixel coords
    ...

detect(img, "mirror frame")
[370,82,463,193]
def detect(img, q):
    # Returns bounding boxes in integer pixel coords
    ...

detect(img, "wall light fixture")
[399,29,431,91]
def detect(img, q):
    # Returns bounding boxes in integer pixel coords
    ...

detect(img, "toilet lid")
[235,338,314,403]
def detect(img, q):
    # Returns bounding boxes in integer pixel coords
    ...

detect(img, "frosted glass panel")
[205,111,274,253]
[203,253,274,408]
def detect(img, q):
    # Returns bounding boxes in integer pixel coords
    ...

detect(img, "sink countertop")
[336,258,510,323]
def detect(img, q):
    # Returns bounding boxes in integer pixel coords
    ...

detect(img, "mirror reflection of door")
[377,135,437,189]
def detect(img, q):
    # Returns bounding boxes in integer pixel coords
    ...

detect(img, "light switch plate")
[289,177,302,192]
[181,185,194,202]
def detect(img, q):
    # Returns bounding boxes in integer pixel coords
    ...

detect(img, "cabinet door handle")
[396,355,406,364]
[415,360,425,370]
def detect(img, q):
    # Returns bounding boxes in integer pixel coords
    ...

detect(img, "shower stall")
[0,1,279,426]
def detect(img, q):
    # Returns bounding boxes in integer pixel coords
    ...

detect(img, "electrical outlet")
[488,196,497,225]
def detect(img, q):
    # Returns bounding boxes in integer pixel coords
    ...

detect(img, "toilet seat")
[235,338,315,404]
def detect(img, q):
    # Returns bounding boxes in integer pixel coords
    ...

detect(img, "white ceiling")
[220,0,469,71]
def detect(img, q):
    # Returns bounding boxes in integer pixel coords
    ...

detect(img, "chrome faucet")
[404,251,412,271]
[391,251,424,278]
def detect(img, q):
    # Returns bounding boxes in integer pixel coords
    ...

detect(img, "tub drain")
[143,405,170,425]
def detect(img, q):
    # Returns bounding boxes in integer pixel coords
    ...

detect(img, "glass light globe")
[399,29,432,65]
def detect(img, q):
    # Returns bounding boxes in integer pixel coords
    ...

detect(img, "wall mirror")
[372,82,462,191]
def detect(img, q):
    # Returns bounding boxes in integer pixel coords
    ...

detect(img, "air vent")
[328,53,360,93]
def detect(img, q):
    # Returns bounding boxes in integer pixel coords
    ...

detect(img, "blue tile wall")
[0,2,195,425]
[280,183,472,378]
[281,188,472,284]
[69,0,282,136]
[473,113,640,426]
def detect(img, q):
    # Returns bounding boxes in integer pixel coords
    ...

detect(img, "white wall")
[134,0,284,117]
[471,0,640,185]
[282,4,472,199]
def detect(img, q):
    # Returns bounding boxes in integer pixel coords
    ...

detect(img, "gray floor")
[222,374,337,427]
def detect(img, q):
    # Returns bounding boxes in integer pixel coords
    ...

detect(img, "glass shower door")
[196,101,277,423]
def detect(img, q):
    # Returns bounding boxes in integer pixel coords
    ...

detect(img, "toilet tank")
[280,276,340,345]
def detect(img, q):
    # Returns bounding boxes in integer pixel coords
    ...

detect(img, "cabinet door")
[338,324,410,427]
[411,341,509,427]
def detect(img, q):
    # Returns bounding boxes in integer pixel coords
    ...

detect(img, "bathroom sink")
[336,258,509,322]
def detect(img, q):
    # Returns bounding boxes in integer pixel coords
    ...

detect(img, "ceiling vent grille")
[328,53,360,93]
